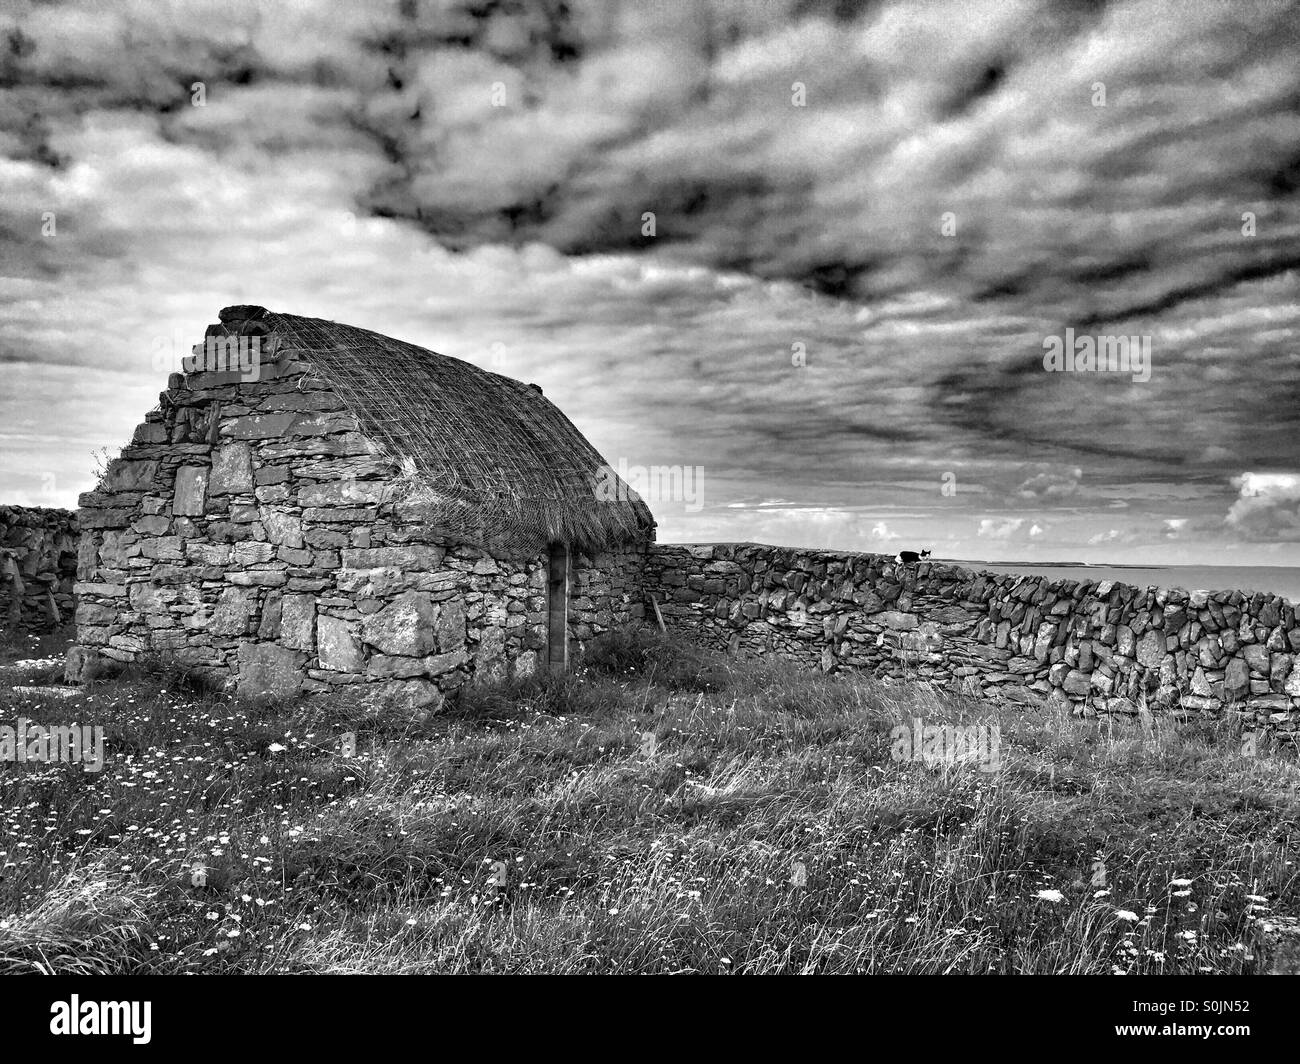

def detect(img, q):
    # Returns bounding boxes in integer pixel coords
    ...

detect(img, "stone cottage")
[67,305,655,709]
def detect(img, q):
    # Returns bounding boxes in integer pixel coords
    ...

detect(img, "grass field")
[1,624,1298,974]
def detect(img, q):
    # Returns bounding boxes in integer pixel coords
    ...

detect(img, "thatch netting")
[215,305,655,555]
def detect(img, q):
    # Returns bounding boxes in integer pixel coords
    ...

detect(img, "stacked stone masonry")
[642,543,1300,734]
[67,333,643,708]
[0,505,78,630]
[570,545,645,643]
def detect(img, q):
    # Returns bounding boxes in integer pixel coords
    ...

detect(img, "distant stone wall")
[642,543,1300,732]
[0,505,78,631]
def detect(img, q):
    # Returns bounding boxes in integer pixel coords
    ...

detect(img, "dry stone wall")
[569,545,646,646]
[643,543,1300,734]
[67,327,559,708]
[0,505,78,631]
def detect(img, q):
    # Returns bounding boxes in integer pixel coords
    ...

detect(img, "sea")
[960,564,1300,605]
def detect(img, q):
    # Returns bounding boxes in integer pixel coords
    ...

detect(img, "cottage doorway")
[547,542,569,672]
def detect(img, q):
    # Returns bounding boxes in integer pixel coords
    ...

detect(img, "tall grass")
[1,624,1296,973]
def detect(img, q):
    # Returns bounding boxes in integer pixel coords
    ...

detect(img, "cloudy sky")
[2,0,1298,565]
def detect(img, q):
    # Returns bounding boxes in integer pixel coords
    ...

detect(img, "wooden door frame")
[547,542,569,672]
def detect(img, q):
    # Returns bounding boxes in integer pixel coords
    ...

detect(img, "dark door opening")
[547,542,569,672]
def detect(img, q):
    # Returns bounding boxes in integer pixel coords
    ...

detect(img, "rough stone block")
[1062,669,1091,695]
[208,442,254,495]
[103,459,160,492]
[875,611,918,631]
[317,614,363,672]
[224,412,295,440]
[1135,628,1165,668]
[173,466,209,516]
[342,546,446,571]
[280,593,316,650]
[237,642,305,698]
[361,591,437,657]
[437,599,466,651]
[64,645,103,684]
[370,679,444,713]
[211,587,258,636]
[231,541,276,566]
[1225,657,1250,700]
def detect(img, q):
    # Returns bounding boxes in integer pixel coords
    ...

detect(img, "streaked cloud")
[1,0,1297,565]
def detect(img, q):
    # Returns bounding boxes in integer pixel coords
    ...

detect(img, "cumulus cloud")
[978,517,1022,540]
[1225,472,1300,541]
[1014,464,1082,500]
[1088,528,1125,545]
[977,517,1048,541]
[868,521,900,542]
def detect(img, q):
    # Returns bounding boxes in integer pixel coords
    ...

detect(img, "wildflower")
[1114,910,1139,922]
[1035,889,1064,903]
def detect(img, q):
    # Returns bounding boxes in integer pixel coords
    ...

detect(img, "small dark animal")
[895,549,932,565]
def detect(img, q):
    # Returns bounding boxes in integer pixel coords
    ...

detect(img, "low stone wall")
[0,505,78,631]
[642,543,1300,732]
[570,544,646,648]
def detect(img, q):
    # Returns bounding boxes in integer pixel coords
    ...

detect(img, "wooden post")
[2,555,23,632]
[650,594,667,633]
[547,543,569,672]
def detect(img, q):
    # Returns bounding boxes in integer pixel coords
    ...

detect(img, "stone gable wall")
[642,543,1300,733]
[0,505,78,631]
[66,337,558,707]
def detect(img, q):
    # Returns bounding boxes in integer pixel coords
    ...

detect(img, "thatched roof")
[210,305,655,554]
